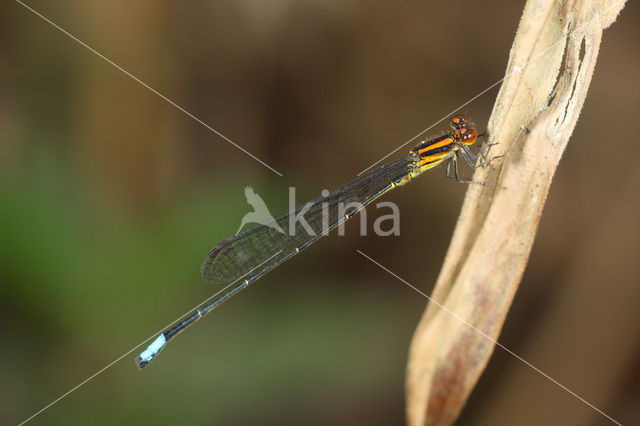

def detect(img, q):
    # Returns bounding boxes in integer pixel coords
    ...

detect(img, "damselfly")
[136,114,487,368]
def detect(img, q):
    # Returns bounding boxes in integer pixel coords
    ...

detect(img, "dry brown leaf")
[405,1,628,425]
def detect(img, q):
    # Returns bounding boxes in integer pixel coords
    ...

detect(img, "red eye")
[462,127,478,145]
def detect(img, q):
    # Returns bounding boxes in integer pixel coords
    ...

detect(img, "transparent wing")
[200,155,415,285]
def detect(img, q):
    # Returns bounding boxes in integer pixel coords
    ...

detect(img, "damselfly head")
[449,114,478,146]
[449,114,469,130]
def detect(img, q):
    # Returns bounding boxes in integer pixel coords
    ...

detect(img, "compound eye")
[450,114,468,130]
[461,127,478,145]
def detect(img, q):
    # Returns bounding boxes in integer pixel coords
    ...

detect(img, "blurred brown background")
[1,1,638,425]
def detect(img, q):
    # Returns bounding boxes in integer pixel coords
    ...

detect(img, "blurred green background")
[2,1,639,425]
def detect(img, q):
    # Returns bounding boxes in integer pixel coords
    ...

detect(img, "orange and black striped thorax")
[410,114,478,171]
